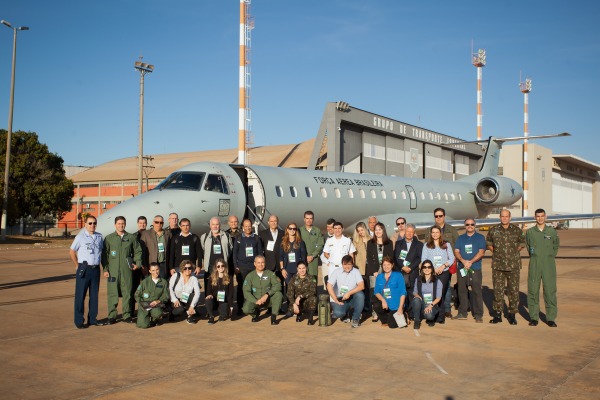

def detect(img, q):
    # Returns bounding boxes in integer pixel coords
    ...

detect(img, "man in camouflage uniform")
[486,209,525,325]
[286,262,317,325]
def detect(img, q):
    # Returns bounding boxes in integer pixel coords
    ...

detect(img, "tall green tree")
[0,130,74,227]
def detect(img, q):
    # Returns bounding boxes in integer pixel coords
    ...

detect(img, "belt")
[80,263,99,268]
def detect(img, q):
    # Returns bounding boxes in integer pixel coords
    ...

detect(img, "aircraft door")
[245,167,266,224]
[405,185,417,210]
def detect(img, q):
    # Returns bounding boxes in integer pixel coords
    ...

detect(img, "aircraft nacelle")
[475,176,523,207]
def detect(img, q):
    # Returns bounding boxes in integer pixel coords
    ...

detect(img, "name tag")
[217,290,225,302]
[181,291,190,302]
[289,252,296,263]
[403,260,411,267]
[433,256,443,267]
[400,250,408,260]
[182,245,190,256]
[378,254,383,264]
[460,268,467,277]
[340,285,349,295]
[143,292,149,299]
[213,244,222,255]
[110,250,117,257]
[266,240,275,252]
[246,247,254,257]
[423,293,433,304]
[465,244,473,254]
[158,242,165,253]
[383,288,391,299]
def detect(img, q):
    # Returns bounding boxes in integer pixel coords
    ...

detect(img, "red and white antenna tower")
[472,46,486,140]
[238,0,254,164]
[520,75,532,217]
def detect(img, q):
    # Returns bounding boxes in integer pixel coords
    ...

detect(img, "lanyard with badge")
[182,245,190,256]
[383,274,392,299]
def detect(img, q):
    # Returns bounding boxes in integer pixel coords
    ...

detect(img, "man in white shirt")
[322,222,356,285]
[327,255,365,328]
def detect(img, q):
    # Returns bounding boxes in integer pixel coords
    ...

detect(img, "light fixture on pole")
[1,20,29,241]
[134,58,153,196]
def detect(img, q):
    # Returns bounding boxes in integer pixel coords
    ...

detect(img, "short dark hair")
[433,208,445,216]
[341,255,353,265]
[114,216,126,224]
[333,221,343,229]
[535,208,546,215]
[326,218,336,225]
[180,218,191,225]
[137,216,147,223]
[86,215,97,223]
[304,211,314,218]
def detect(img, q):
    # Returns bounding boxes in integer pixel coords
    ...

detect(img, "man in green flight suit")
[299,211,324,280]
[486,209,526,325]
[526,208,560,328]
[102,216,143,324]
[135,262,169,328]
[242,255,283,325]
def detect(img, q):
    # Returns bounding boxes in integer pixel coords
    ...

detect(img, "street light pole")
[133,59,153,196]
[0,20,29,241]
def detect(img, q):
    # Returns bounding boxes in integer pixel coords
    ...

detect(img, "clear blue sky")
[1,0,599,167]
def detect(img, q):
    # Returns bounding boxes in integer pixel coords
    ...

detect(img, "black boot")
[307,311,315,325]
[489,312,502,324]
[271,314,279,325]
[507,313,517,325]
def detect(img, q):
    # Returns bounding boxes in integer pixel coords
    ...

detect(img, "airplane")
[96,134,599,237]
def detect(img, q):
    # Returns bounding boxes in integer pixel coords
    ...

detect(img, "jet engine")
[475,177,523,206]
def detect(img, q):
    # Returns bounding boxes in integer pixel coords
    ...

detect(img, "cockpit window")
[154,172,205,191]
[204,174,229,194]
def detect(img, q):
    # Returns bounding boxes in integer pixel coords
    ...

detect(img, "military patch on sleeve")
[243,280,248,286]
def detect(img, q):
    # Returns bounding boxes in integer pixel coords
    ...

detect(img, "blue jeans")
[411,297,439,323]
[332,291,365,321]
[74,264,100,326]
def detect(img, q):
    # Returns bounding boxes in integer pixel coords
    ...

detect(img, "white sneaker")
[351,319,360,328]
[342,317,351,323]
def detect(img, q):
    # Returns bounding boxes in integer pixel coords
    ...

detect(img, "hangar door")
[552,171,593,228]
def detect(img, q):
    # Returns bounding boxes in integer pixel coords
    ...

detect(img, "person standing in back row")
[233,219,263,315]
[168,218,202,277]
[486,209,525,326]
[299,211,324,280]
[526,209,560,328]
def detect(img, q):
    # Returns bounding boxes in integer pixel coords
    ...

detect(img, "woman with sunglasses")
[411,260,443,329]
[365,222,394,321]
[420,225,455,324]
[205,258,234,324]
[169,260,202,324]
[372,256,407,328]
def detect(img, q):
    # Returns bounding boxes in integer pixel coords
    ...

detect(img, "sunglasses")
[154,221,164,225]
[396,222,405,225]
[87,222,97,225]
[465,223,475,227]
[216,264,225,269]
[422,265,433,269]
[434,215,444,218]
[183,266,193,271]
[288,227,297,231]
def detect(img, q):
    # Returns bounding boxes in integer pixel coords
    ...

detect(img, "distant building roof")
[553,154,600,171]
[71,138,316,183]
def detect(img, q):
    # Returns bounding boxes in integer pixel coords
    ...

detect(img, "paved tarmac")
[1,229,599,400]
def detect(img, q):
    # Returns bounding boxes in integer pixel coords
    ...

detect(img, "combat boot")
[507,313,517,325]
[489,312,502,324]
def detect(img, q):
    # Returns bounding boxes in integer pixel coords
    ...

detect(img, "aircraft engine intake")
[475,177,523,206]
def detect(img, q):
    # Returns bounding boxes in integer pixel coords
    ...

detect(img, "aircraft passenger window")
[429,192,433,200]
[401,191,407,200]
[451,193,456,201]
[320,187,327,198]
[370,189,376,199]
[154,172,206,191]
[436,192,441,200]
[391,190,397,200]
[380,190,386,200]
[347,189,354,199]
[410,191,416,200]
[359,189,365,199]
[458,193,462,201]
[444,193,448,201]
[305,187,312,198]
[276,186,284,197]
[290,186,297,197]
[334,188,341,198]
[420,192,425,200]
[204,174,229,194]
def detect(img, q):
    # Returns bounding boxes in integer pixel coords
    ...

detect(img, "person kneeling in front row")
[169,260,202,324]
[411,260,443,330]
[242,255,283,325]
[135,262,169,328]
[326,255,365,328]
[205,259,234,324]
[373,256,407,329]
[287,262,317,325]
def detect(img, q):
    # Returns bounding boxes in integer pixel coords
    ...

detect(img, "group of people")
[70,207,560,331]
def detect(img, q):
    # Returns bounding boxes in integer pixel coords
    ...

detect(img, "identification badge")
[340,286,349,295]
[460,268,467,277]
[143,293,149,299]
[182,245,190,256]
[213,244,222,254]
[181,291,190,302]
[267,240,275,251]
[423,293,433,304]
[289,252,296,263]
[158,242,165,253]
[217,290,225,302]
[246,247,254,257]
[403,260,411,267]
[383,287,391,299]
[400,250,408,260]
[433,256,443,267]
[88,248,94,255]
[465,244,473,254]
[378,254,383,264]
[110,250,117,257]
